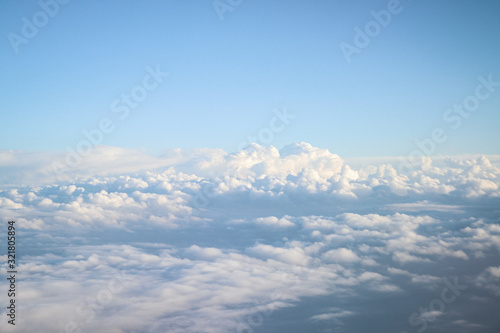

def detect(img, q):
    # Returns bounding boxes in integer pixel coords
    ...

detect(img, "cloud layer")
[1,143,499,332]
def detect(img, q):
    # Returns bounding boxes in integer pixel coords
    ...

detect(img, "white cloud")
[1,143,499,332]
[392,251,432,264]
[185,245,224,260]
[322,248,360,263]
[384,200,465,213]
[487,266,500,278]
[248,244,310,266]
[255,216,294,227]
[309,309,356,321]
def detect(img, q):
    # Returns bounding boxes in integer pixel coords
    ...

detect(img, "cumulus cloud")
[322,248,360,263]
[309,308,356,326]
[255,216,294,228]
[0,143,499,332]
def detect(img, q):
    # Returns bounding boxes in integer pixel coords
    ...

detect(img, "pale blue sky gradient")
[1,0,499,157]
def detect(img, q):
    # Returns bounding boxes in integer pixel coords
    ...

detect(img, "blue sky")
[1,0,499,157]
